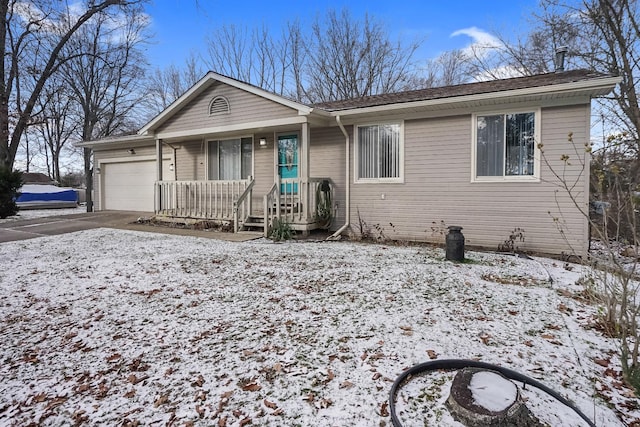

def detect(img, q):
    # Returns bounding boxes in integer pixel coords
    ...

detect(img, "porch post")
[301,122,310,223]
[301,122,310,180]
[156,139,163,212]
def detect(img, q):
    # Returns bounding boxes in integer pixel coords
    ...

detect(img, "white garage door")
[102,160,172,212]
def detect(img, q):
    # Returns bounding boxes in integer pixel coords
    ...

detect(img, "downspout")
[328,115,350,239]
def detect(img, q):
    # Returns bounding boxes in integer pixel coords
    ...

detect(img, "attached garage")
[101,159,173,212]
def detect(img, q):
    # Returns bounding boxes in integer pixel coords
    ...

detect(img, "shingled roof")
[312,69,613,111]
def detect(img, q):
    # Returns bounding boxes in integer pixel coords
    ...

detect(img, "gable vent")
[209,96,230,115]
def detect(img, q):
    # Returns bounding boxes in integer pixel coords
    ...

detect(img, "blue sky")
[143,0,536,70]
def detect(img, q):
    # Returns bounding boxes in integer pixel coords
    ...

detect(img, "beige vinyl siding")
[156,82,298,135]
[174,141,206,181]
[348,104,590,255]
[252,133,275,210]
[310,127,347,230]
[95,144,157,160]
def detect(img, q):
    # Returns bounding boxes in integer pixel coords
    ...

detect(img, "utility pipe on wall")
[329,115,350,239]
[162,141,179,181]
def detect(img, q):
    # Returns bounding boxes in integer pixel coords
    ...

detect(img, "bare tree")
[204,23,294,96]
[303,9,419,102]
[412,49,472,88]
[0,0,145,171]
[204,24,253,83]
[580,0,640,150]
[146,53,203,114]
[541,131,640,396]
[60,8,149,211]
[464,13,581,80]
[29,74,78,182]
[284,20,306,102]
[202,9,421,103]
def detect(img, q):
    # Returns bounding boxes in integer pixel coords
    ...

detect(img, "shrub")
[0,167,23,219]
[269,217,294,241]
[497,228,526,253]
[541,133,640,394]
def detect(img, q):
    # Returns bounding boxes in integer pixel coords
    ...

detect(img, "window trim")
[354,121,405,184]
[471,108,541,183]
[205,135,254,181]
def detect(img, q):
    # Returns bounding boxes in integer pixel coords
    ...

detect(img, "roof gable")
[155,81,309,136]
[139,72,315,135]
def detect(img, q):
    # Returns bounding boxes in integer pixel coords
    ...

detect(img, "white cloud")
[449,26,522,81]
[450,26,502,58]
[451,26,502,49]
[13,1,76,34]
[13,1,150,46]
[472,65,526,82]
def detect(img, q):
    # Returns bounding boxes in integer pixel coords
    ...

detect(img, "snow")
[469,371,517,412]
[20,184,75,194]
[0,205,85,223]
[0,228,637,426]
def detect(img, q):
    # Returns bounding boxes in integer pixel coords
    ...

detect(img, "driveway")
[0,211,262,243]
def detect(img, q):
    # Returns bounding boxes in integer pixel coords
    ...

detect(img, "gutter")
[75,134,155,149]
[328,115,350,240]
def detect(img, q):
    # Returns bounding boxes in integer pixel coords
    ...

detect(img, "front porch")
[154,177,335,237]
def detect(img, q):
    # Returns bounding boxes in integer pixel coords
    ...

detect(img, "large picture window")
[356,123,403,182]
[208,137,253,180]
[475,111,537,180]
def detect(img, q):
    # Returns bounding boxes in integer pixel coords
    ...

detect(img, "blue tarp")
[16,184,78,209]
[17,190,77,203]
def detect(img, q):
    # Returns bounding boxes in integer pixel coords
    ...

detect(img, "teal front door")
[278,134,298,193]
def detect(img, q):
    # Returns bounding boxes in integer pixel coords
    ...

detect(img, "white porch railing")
[263,177,334,237]
[155,179,253,221]
[233,179,255,232]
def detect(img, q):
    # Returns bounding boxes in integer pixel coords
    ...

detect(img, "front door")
[278,134,298,193]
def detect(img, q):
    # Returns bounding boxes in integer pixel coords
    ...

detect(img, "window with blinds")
[475,111,538,180]
[356,123,403,182]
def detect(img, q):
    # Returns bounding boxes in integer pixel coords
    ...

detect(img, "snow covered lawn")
[0,206,85,223]
[0,228,637,426]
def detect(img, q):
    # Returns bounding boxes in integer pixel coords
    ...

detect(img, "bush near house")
[0,167,23,219]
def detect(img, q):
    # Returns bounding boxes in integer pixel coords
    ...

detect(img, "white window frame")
[206,135,254,180]
[471,109,541,183]
[354,121,404,184]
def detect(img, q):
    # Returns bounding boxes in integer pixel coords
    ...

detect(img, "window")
[208,137,252,180]
[474,111,538,180]
[356,123,403,182]
[209,96,230,115]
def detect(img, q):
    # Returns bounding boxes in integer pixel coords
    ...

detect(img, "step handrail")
[233,177,255,232]
[263,181,279,237]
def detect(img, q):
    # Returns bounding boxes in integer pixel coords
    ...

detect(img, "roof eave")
[75,134,155,149]
[326,76,622,116]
